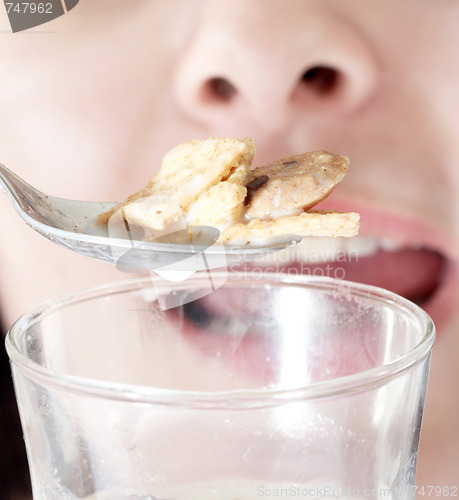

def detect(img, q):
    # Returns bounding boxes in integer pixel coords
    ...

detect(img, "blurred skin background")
[1,0,459,497]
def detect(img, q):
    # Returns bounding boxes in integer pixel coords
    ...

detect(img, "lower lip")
[171,263,440,387]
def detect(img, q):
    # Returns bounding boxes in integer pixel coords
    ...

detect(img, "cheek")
[0,13,191,198]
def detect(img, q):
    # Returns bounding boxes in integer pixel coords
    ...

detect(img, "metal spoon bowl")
[0,163,297,271]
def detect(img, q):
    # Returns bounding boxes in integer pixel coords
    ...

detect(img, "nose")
[173,1,379,134]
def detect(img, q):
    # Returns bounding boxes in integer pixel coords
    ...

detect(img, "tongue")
[292,247,446,304]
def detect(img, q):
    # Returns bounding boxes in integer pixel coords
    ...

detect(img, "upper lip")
[319,197,457,254]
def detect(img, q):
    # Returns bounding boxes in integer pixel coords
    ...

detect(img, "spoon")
[0,163,298,271]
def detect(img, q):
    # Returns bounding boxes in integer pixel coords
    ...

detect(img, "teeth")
[379,238,404,252]
[254,236,403,264]
[338,236,379,258]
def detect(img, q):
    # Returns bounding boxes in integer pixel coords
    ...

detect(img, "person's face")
[1,0,459,485]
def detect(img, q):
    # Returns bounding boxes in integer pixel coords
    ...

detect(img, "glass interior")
[8,273,434,397]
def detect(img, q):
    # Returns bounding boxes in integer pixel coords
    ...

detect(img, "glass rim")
[5,272,435,408]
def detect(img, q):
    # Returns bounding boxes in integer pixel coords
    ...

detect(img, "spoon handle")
[0,163,54,225]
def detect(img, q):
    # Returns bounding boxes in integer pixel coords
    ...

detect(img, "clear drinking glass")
[5,272,435,500]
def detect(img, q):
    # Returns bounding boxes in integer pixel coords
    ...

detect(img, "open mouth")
[229,236,449,311]
[161,235,450,388]
[165,236,449,388]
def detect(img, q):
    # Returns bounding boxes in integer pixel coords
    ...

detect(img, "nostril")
[301,66,340,95]
[202,77,238,103]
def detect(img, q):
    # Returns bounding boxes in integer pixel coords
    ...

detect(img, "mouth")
[162,232,450,388]
[228,193,459,333]
[167,235,449,388]
[235,236,448,308]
